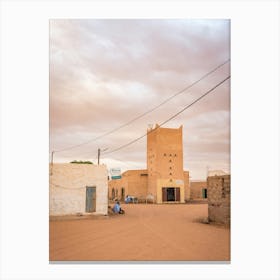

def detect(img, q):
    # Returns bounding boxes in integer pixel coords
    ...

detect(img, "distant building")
[189,171,229,201]
[50,163,108,216]
[108,125,190,203]
[207,174,231,224]
[190,181,208,200]
[109,169,148,202]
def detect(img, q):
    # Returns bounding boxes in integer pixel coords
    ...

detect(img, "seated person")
[112,201,125,214]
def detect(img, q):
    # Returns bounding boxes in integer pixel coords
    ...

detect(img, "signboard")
[175,179,184,185]
[110,168,122,179]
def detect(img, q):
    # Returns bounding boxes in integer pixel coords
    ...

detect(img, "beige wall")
[108,170,148,201]
[50,163,108,216]
[156,179,185,203]
[207,175,230,224]
[190,181,207,200]
[147,125,185,203]
[184,171,190,201]
[108,125,190,204]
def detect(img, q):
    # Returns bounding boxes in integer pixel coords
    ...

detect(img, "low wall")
[207,175,230,224]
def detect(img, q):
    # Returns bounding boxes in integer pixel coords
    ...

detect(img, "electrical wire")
[53,59,230,154]
[103,75,230,156]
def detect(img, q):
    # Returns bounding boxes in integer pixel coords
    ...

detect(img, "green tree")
[70,160,93,164]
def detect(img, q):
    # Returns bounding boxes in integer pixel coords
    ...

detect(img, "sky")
[50,19,230,180]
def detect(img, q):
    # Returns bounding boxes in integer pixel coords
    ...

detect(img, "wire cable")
[53,59,230,153]
[103,75,230,156]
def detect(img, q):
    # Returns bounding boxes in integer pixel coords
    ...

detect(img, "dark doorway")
[202,188,207,199]
[121,188,125,201]
[167,188,175,201]
[86,186,96,212]
[162,187,181,202]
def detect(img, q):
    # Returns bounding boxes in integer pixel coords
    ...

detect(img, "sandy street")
[49,203,230,261]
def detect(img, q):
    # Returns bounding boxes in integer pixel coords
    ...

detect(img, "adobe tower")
[147,124,185,203]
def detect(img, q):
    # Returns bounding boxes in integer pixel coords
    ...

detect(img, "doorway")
[167,188,175,201]
[121,187,125,201]
[86,186,96,212]
[162,187,180,202]
[202,188,207,199]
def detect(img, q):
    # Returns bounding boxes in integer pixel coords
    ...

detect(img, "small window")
[174,154,177,157]
[169,167,172,170]
[164,153,167,156]
[169,173,172,176]
[169,154,172,157]
[169,159,172,162]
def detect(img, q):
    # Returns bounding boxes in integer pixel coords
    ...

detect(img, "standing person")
[112,201,125,214]
[125,195,130,204]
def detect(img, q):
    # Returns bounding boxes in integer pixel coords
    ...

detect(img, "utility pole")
[50,151,54,175]
[97,148,100,165]
[98,148,108,165]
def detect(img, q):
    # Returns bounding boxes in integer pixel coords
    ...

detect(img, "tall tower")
[147,124,185,203]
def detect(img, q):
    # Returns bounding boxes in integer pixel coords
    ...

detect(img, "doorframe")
[86,186,96,212]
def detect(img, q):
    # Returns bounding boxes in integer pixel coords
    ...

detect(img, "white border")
[1,1,279,279]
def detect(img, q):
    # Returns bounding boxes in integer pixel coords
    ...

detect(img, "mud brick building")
[190,181,208,200]
[109,169,148,202]
[147,124,187,203]
[207,174,230,224]
[108,124,190,203]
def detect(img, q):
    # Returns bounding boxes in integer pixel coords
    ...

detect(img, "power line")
[103,75,230,156]
[53,59,230,154]
[103,156,145,170]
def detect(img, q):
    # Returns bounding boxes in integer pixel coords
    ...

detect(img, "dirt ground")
[49,203,230,261]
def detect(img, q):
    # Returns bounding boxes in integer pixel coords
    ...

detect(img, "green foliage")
[70,160,93,164]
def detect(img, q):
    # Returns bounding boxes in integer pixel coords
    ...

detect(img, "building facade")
[50,163,108,216]
[109,169,148,202]
[147,124,185,203]
[108,125,190,203]
[190,181,208,200]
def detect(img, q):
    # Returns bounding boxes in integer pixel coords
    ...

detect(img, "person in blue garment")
[125,195,132,203]
[112,201,125,214]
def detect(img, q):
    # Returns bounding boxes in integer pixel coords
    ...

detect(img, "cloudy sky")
[50,19,230,180]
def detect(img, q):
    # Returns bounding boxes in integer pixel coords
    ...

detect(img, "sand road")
[49,203,230,261]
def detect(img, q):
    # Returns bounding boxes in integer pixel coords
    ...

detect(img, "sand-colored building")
[50,163,108,216]
[207,174,230,224]
[190,181,208,200]
[147,124,186,203]
[109,125,190,203]
[109,169,148,202]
